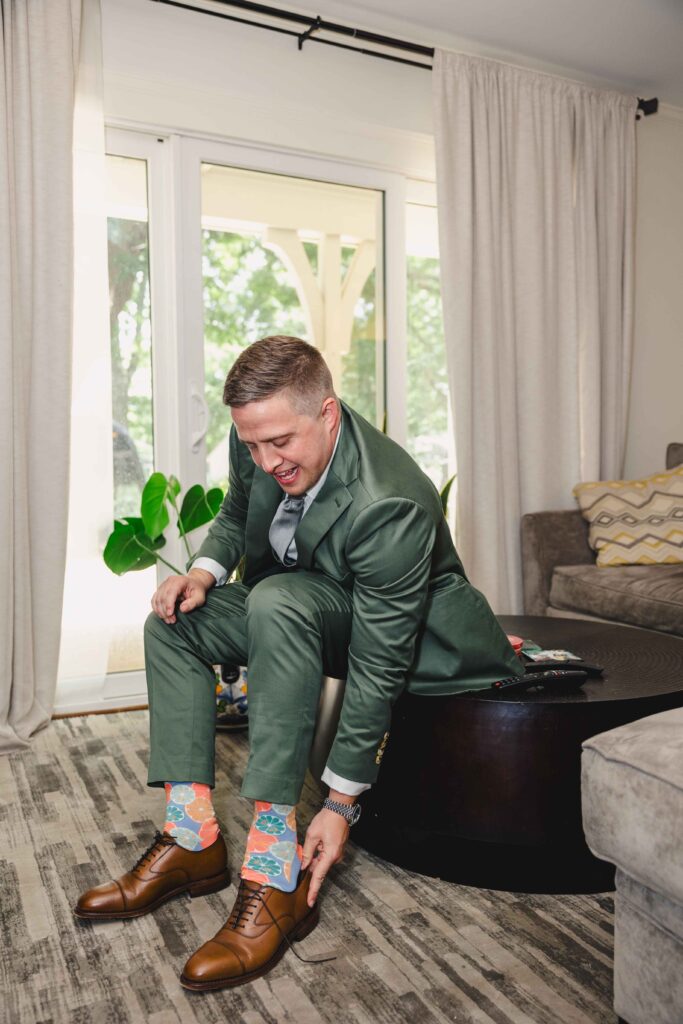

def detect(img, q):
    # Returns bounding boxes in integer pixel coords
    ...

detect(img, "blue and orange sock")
[163,782,220,851]
[241,801,302,892]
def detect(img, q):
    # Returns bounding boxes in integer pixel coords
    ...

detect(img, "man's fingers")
[151,595,174,623]
[178,592,206,615]
[307,852,333,907]
[152,575,206,621]
[164,580,184,615]
[301,833,321,871]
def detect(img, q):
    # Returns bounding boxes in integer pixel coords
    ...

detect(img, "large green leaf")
[206,487,223,517]
[140,472,180,539]
[178,484,224,534]
[179,487,224,536]
[440,474,456,517]
[103,518,166,575]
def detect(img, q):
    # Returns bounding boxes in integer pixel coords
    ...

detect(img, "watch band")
[322,797,362,826]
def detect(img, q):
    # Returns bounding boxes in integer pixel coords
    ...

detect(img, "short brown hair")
[223,336,336,415]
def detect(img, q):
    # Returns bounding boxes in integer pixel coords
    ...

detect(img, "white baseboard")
[53,670,148,716]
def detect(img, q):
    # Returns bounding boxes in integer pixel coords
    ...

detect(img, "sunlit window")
[201,164,385,490]
[406,202,456,520]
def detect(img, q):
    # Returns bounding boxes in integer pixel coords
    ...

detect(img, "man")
[74,336,521,990]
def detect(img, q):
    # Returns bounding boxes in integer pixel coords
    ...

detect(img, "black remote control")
[523,659,604,677]
[491,669,588,694]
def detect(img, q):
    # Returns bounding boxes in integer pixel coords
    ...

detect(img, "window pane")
[406,203,456,519]
[105,155,155,674]
[201,164,384,490]
[59,154,156,694]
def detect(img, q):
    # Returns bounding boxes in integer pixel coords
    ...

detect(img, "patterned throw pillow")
[573,464,683,567]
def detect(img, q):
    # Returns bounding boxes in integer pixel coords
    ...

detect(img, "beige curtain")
[433,50,637,613]
[0,0,83,752]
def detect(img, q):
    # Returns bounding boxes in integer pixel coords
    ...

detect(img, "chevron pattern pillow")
[573,464,683,567]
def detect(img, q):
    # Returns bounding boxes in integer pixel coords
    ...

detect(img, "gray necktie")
[269,494,306,566]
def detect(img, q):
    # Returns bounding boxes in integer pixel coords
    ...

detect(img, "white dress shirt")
[193,419,370,797]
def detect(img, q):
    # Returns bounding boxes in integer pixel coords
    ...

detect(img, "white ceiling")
[281,0,683,107]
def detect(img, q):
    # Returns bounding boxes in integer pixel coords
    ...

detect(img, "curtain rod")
[151,0,658,116]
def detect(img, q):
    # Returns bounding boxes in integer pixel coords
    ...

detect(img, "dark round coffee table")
[353,616,683,893]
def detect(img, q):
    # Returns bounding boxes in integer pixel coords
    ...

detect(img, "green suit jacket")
[194,401,522,783]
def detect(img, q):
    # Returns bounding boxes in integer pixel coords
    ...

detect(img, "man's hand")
[150,569,214,624]
[301,797,354,907]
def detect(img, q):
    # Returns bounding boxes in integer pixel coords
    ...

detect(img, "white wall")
[102,0,435,179]
[624,106,683,477]
[103,0,683,481]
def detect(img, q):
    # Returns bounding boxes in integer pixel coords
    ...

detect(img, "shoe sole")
[178,903,320,991]
[72,869,231,921]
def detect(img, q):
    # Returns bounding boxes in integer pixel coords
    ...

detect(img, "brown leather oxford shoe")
[180,869,319,991]
[73,831,230,921]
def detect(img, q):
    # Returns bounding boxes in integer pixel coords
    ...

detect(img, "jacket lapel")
[244,468,283,582]
[294,406,358,570]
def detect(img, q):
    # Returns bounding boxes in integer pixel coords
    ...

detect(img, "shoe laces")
[228,879,262,930]
[131,830,173,874]
[227,878,335,965]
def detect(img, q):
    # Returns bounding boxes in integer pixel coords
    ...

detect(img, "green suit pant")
[145,570,353,804]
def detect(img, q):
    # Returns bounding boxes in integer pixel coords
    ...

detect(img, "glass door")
[57,132,406,712]
[105,153,156,672]
[56,130,177,712]
[179,138,406,498]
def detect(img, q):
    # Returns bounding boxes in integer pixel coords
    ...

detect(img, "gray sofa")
[582,707,683,1024]
[521,443,683,637]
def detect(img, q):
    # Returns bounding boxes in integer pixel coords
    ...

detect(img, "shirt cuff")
[191,557,229,587]
[321,766,371,796]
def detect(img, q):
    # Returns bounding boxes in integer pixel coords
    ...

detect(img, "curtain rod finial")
[636,97,659,119]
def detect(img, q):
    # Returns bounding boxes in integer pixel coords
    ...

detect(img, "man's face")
[231,390,340,496]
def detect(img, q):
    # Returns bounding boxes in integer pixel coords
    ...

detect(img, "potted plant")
[103,472,223,577]
[103,473,248,729]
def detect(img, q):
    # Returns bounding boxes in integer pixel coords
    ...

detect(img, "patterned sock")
[163,782,220,851]
[241,801,303,892]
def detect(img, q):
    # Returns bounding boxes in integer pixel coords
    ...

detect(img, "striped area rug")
[0,710,617,1023]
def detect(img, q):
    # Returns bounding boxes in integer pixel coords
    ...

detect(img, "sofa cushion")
[613,870,683,1024]
[582,708,683,905]
[573,464,683,567]
[549,563,683,636]
[616,868,683,943]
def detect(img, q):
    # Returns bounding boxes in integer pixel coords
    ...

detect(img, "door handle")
[190,383,209,453]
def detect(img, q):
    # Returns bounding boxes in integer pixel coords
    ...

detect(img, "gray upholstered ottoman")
[582,708,683,1024]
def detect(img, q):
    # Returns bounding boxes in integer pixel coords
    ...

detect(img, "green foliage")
[179,485,223,534]
[407,256,448,434]
[406,254,451,490]
[440,474,456,516]
[200,231,384,488]
[103,473,224,578]
[203,231,308,485]
[340,265,377,426]
[103,517,166,575]
[108,217,154,520]
[141,472,181,539]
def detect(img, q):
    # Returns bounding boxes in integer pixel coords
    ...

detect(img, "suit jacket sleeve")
[325,498,437,784]
[188,425,250,575]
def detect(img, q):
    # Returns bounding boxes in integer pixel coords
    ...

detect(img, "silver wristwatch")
[322,797,362,826]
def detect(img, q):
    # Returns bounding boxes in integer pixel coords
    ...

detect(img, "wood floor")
[0,710,617,1023]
